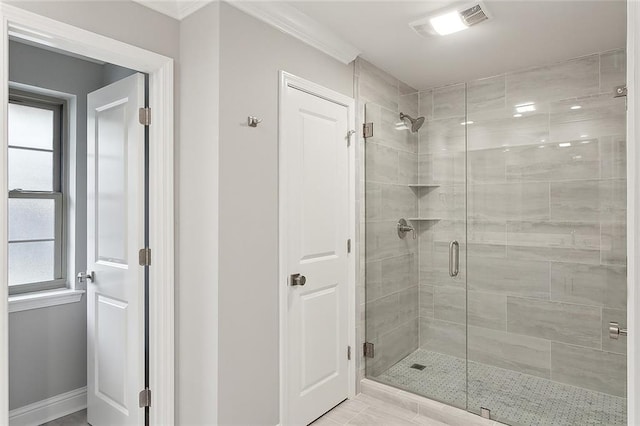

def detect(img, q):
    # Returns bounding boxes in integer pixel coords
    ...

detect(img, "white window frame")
[7,90,66,295]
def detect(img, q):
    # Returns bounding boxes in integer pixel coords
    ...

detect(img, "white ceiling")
[286,0,626,90]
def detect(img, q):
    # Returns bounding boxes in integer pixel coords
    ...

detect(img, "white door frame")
[627,1,639,424]
[278,71,357,425]
[0,5,175,424]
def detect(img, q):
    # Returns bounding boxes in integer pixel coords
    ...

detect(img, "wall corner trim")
[9,387,87,426]
[225,0,361,65]
[177,1,214,20]
[131,0,213,21]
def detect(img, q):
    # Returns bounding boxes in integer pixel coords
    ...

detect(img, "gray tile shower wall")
[356,58,420,379]
[418,48,627,398]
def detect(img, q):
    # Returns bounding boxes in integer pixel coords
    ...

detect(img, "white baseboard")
[9,387,87,426]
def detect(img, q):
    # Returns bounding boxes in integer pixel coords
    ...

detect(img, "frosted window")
[8,198,55,241]
[8,241,55,286]
[8,148,53,191]
[8,103,54,150]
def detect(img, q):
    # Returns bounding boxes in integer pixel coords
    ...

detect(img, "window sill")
[9,288,85,313]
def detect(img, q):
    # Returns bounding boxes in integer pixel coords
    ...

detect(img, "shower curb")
[359,378,504,426]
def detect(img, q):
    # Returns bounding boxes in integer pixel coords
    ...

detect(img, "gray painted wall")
[8,2,355,423]
[177,2,220,424]
[9,300,87,409]
[8,40,137,410]
[8,41,103,410]
[102,63,137,87]
[218,3,353,424]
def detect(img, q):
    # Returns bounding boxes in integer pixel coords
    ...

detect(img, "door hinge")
[139,107,151,126]
[347,239,352,253]
[364,342,375,358]
[363,122,373,138]
[347,345,352,360]
[139,248,151,266]
[139,388,151,408]
[614,85,627,98]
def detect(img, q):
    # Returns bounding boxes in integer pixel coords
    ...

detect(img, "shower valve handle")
[398,224,416,239]
[397,219,416,239]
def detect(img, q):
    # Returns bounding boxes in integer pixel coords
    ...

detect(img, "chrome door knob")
[290,273,306,286]
[77,271,95,283]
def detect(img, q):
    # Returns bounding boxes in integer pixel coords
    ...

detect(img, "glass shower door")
[363,100,421,390]
[364,81,468,408]
[465,51,628,426]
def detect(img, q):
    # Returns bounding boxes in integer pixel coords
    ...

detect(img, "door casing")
[278,71,357,425]
[0,5,175,424]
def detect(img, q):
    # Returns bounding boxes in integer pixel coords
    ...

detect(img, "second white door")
[86,73,146,426]
[282,74,352,425]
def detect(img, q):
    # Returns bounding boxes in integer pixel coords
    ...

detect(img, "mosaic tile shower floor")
[375,349,626,426]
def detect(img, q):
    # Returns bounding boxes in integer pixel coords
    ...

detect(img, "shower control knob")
[290,273,306,287]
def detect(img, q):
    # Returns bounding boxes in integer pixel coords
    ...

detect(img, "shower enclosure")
[362,49,627,426]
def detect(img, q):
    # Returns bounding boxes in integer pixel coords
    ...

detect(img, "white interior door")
[283,79,351,425]
[86,73,146,426]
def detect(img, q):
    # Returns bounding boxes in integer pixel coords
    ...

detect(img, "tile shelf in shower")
[408,184,440,188]
[407,217,441,221]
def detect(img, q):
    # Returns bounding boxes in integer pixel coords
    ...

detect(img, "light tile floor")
[40,409,87,426]
[313,393,452,426]
[39,350,627,426]
[375,349,626,426]
[44,394,481,426]
[46,401,440,426]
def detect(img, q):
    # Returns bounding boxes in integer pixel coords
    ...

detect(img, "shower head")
[400,112,425,133]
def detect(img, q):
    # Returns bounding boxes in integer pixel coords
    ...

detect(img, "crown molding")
[225,1,360,65]
[177,0,213,19]
[132,0,213,21]
[132,0,360,64]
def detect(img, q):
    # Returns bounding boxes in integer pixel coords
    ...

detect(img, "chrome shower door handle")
[449,241,459,277]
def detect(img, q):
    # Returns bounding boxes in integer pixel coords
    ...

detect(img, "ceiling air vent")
[461,4,489,27]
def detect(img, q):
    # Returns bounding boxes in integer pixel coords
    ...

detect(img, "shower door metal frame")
[626,2,640,423]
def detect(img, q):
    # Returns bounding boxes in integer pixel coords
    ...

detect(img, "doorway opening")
[0,5,175,425]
